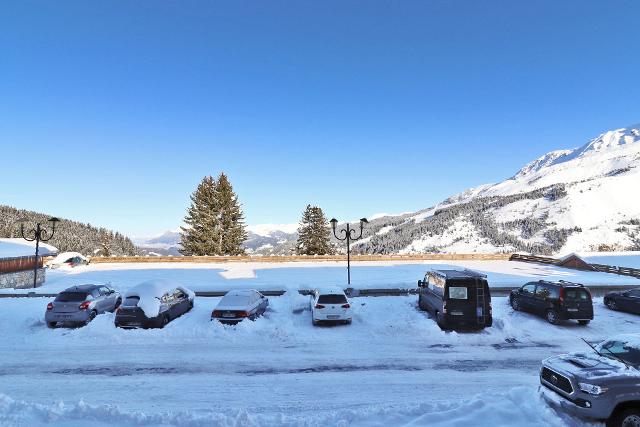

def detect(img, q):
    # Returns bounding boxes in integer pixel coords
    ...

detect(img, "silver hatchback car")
[46,284,122,328]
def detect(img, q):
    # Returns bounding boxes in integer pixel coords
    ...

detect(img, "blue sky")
[1,1,639,237]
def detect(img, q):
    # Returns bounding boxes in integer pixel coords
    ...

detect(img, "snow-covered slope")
[355,124,640,255]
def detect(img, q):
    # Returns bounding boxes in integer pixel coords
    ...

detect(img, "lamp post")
[330,217,368,285]
[18,217,60,288]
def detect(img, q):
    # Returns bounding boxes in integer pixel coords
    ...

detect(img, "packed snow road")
[1,291,638,426]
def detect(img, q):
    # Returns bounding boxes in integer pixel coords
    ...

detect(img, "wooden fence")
[509,254,640,279]
[0,256,42,274]
[88,253,513,264]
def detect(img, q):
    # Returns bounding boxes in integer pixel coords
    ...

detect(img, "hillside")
[353,124,640,255]
[0,205,139,256]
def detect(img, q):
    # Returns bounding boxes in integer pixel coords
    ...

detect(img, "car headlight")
[578,383,608,395]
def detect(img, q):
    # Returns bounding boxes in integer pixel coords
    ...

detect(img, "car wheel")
[606,299,618,311]
[85,310,97,325]
[312,319,319,326]
[510,297,520,311]
[578,320,590,326]
[435,311,446,329]
[608,408,640,427]
[546,309,559,325]
[47,321,57,329]
[345,319,352,325]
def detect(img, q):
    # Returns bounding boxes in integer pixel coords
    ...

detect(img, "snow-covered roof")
[315,286,346,295]
[0,238,58,259]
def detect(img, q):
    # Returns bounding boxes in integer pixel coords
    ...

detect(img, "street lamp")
[18,217,60,288]
[330,217,368,285]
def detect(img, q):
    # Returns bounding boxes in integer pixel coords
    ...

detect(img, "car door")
[517,284,537,312]
[623,290,640,314]
[91,288,106,313]
[532,284,551,315]
[426,275,442,314]
[98,286,115,311]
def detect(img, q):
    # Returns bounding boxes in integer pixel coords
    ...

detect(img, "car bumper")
[313,313,351,322]
[539,384,609,421]
[213,317,245,325]
[45,311,90,324]
[442,313,492,329]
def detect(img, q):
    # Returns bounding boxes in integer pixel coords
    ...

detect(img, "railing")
[509,254,640,279]
[89,253,513,264]
[508,254,558,265]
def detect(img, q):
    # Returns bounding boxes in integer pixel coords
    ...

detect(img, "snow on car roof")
[62,284,100,292]
[0,238,58,258]
[124,279,194,318]
[225,289,257,295]
[605,334,640,348]
[48,252,88,265]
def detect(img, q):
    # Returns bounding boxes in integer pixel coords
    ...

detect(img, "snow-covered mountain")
[354,124,640,255]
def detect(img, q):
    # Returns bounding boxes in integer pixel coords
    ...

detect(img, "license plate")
[223,312,235,317]
[58,315,72,319]
[327,315,340,319]
[451,311,463,316]
[567,308,578,312]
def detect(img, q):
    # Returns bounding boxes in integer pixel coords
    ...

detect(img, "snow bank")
[0,387,575,427]
[124,279,194,318]
[0,238,58,258]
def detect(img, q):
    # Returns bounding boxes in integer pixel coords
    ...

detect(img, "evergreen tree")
[179,175,220,255]
[216,173,247,255]
[296,205,335,255]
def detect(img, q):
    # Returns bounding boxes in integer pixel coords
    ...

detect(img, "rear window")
[448,287,468,300]
[564,289,590,300]
[56,292,88,302]
[318,294,347,304]
[221,295,250,306]
[122,296,140,307]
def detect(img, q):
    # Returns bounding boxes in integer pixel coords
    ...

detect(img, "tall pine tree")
[180,173,247,256]
[180,175,220,255]
[296,205,335,255]
[216,173,247,255]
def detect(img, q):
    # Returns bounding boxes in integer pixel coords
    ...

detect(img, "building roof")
[0,238,58,259]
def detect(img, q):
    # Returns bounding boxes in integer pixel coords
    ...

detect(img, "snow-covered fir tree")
[180,173,247,256]
[296,205,335,255]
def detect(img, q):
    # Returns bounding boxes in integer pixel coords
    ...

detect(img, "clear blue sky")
[1,1,639,237]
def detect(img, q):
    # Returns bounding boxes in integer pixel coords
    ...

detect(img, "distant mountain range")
[139,124,640,256]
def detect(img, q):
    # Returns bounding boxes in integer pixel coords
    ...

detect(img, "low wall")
[0,268,45,289]
[89,254,513,264]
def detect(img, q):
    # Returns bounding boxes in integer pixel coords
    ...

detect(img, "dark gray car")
[540,334,640,427]
[46,284,121,328]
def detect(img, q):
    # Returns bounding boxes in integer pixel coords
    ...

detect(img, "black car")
[417,269,492,330]
[604,288,640,314]
[509,280,593,325]
[115,280,194,329]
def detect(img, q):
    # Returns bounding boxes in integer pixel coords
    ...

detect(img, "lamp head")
[329,218,338,230]
[359,218,368,227]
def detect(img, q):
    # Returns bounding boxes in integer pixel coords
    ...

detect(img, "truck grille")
[541,367,573,394]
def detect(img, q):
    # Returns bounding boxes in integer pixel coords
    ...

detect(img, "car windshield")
[221,295,250,306]
[56,292,88,302]
[318,294,347,304]
[596,339,640,367]
[122,296,141,307]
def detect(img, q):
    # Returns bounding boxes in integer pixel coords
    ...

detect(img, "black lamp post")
[330,217,368,285]
[18,217,60,288]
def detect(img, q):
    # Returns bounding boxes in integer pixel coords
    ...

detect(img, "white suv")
[311,287,352,325]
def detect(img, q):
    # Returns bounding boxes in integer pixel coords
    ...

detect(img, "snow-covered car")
[115,280,194,329]
[604,288,640,314]
[211,289,269,324]
[311,287,352,325]
[46,284,121,328]
[46,252,89,269]
[540,334,640,427]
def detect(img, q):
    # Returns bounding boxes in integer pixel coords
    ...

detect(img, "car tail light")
[341,304,350,309]
[236,311,249,318]
[79,301,91,310]
[212,310,222,317]
[47,302,53,311]
[442,302,448,314]
[315,304,325,309]
[559,288,565,303]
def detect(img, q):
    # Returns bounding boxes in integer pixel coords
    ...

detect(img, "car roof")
[429,269,487,280]
[536,280,585,288]
[225,289,258,296]
[62,284,100,292]
[315,286,346,295]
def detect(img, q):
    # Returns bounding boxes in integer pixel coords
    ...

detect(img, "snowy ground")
[2,260,639,426]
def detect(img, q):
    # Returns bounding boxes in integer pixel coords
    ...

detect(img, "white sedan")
[311,287,352,325]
